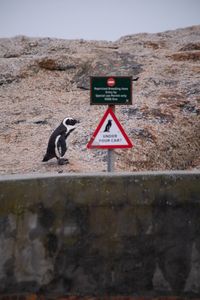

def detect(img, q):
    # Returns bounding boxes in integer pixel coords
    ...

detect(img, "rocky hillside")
[0,25,199,174]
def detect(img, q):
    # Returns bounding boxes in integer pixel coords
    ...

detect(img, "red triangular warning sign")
[87,108,133,149]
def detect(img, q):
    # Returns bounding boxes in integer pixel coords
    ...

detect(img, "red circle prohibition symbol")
[107,77,116,87]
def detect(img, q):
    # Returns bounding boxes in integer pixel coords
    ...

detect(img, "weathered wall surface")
[0,171,200,297]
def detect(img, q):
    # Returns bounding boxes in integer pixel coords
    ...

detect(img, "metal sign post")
[108,105,115,172]
[107,148,115,172]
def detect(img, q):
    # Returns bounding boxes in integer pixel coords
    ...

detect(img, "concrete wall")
[0,171,200,297]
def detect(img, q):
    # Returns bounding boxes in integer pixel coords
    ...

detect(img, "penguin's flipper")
[65,127,75,139]
[55,135,67,159]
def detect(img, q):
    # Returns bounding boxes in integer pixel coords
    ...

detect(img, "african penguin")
[42,117,79,165]
[104,119,112,132]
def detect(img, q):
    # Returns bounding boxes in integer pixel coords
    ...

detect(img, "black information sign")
[90,76,132,105]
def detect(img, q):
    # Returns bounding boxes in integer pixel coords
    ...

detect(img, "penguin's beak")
[76,120,80,124]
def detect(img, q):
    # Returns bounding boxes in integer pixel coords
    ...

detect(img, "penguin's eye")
[69,119,76,125]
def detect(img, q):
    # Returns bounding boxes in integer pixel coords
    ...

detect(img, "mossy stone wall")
[0,171,199,297]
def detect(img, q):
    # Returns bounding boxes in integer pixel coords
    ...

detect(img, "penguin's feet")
[58,158,69,165]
